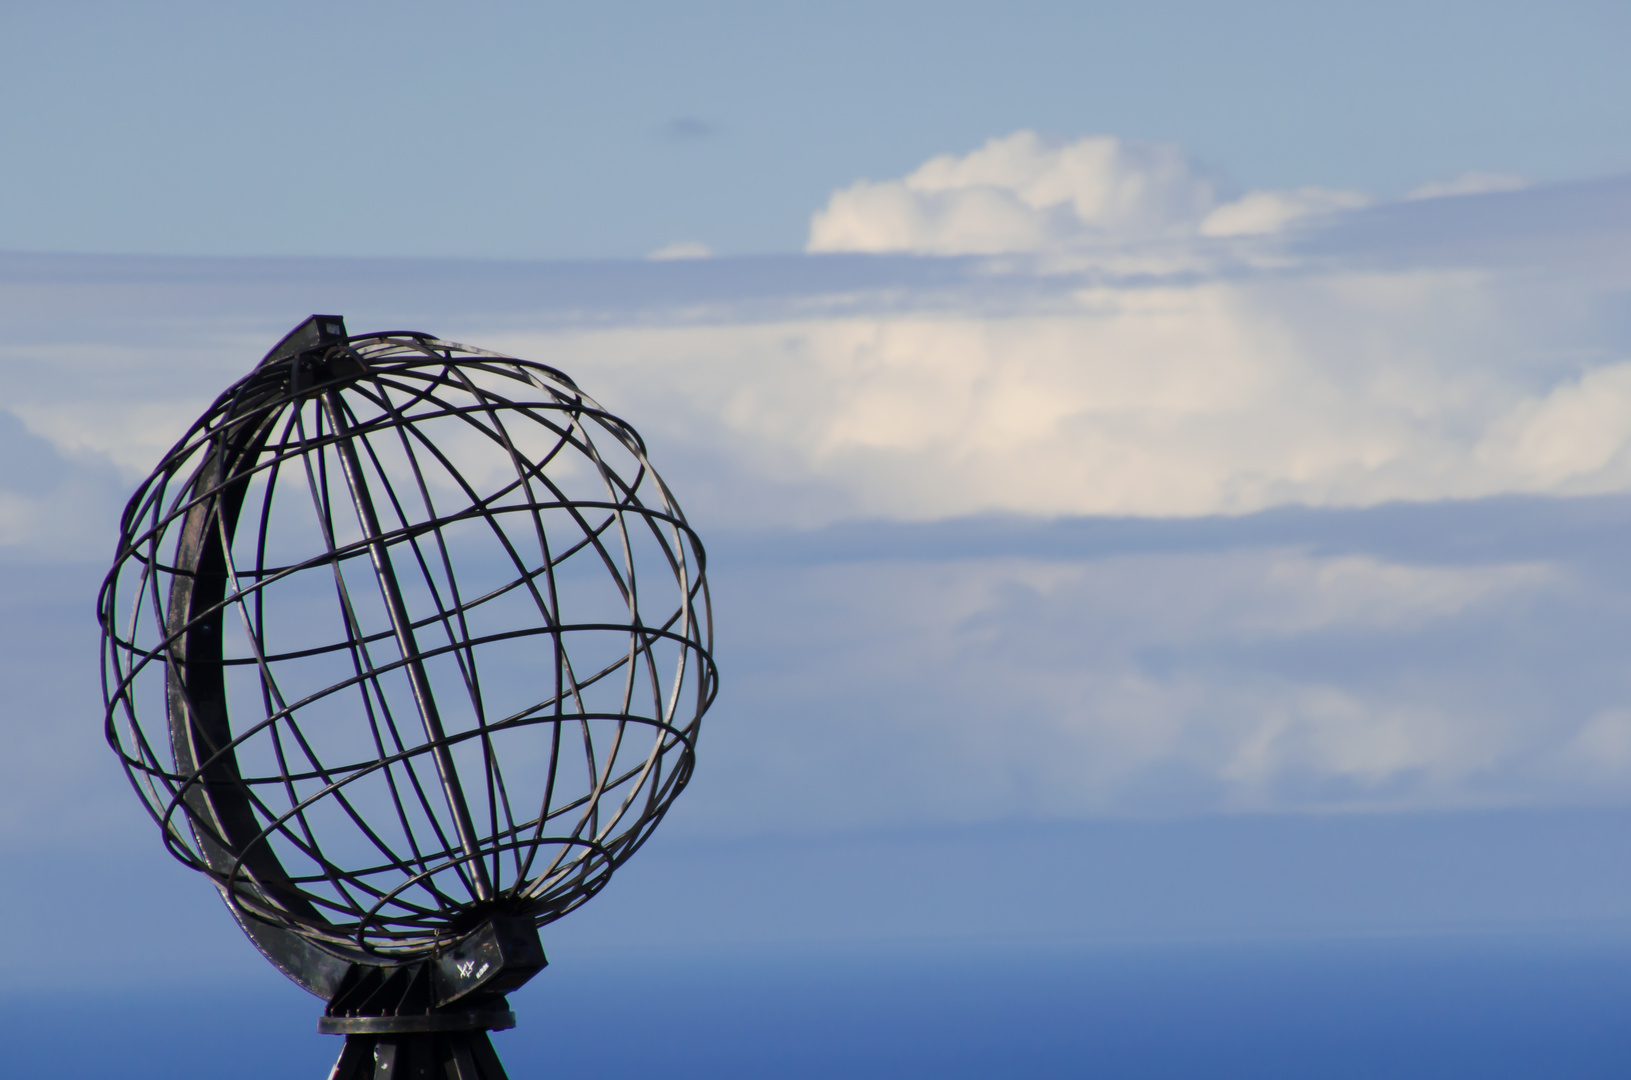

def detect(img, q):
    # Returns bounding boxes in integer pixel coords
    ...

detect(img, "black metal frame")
[99,316,718,1078]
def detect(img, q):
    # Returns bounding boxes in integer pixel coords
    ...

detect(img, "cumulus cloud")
[806,131,1369,254]
[807,132,1224,254]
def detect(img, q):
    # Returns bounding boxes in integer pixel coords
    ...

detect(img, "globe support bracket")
[316,916,545,1076]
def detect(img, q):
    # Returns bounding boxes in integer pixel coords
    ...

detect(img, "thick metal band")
[317,1011,516,1035]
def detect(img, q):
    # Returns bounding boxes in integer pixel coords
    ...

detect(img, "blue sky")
[6,5,1631,1076]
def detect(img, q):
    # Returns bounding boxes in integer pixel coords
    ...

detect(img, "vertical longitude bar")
[323,391,493,901]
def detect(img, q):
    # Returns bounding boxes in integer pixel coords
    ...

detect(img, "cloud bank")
[3,140,1630,834]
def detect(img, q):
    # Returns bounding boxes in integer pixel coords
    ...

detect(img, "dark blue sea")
[7,933,1628,1078]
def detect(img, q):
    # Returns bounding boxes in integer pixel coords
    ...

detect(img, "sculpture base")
[316,931,536,1078]
[327,1031,510,1079]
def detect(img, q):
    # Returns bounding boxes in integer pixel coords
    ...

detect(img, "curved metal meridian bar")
[99,314,719,1021]
[320,388,494,904]
[158,320,404,994]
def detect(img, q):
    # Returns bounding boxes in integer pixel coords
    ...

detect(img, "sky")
[6,4,1631,1076]
[4,1,1631,258]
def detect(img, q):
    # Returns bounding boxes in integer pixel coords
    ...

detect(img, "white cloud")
[7,178,1628,541]
[808,132,1228,254]
[1407,171,1527,200]
[1198,187,1371,237]
[4,169,1630,830]
[681,545,1586,832]
[649,240,714,260]
[7,400,202,479]
[1475,363,1631,490]
[1559,709,1631,780]
[488,264,1622,523]
[807,131,1369,254]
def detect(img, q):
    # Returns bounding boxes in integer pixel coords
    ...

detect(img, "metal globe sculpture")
[99,315,717,1078]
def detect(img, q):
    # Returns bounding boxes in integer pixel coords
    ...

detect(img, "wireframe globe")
[99,317,716,988]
